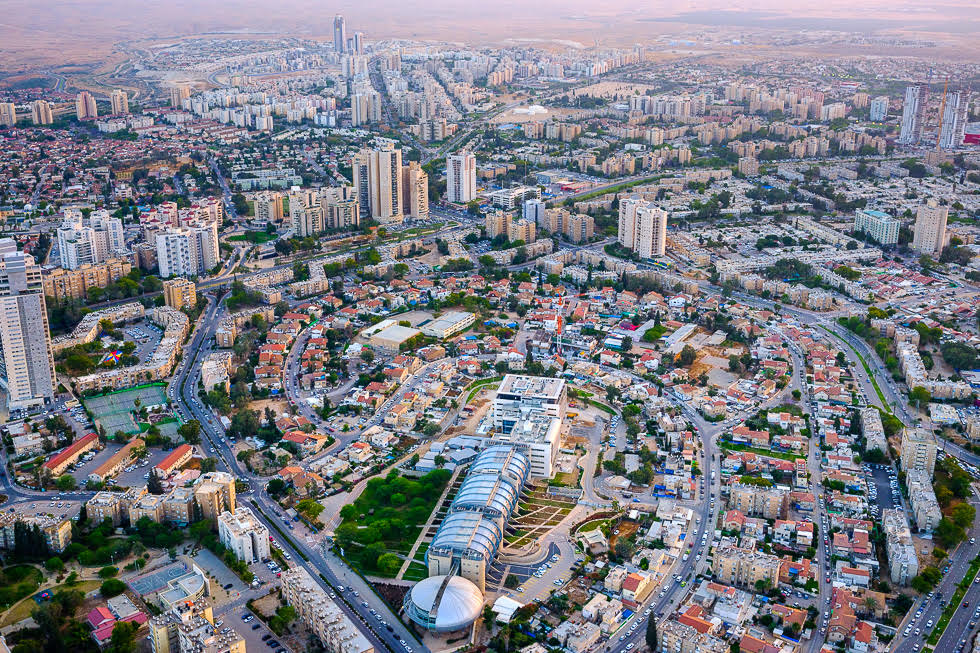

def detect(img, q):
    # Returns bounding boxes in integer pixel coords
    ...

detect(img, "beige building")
[401,161,429,220]
[149,598,245,653]
[88,438,145,483]
[0,513,73,552]
[163,278,197,310]
[353,142,404,224]
[110,89,129,115]
[280,567,374,653]
[738,156,760,176]
[0,239,57,411]
[912,200,948,256]
[130,492,167,523]
[31,100,53,125]
[900,427,937,477]
[0,102,16,127]
[42,257,133,301]
[446,151,477,204]
[711,545,782,588]
[618,197,667,258]
[727,483,788,519]
[252,191,284,223]
[195,471,237,522]
[75,91,98,120]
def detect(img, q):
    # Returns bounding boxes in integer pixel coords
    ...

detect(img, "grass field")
[1,579,100,627]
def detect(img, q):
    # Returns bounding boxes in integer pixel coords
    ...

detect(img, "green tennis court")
[83,385,169,436]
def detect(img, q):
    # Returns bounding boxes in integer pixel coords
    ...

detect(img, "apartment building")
[853,209,900,246]
[446,151,477,204]
[88,438,146,483]
[163,278,197,311]
[401,161,429,220]
[156,222,219,278]
[882,509,918,585]
[217,507,270,562]
[899,427,937,477]
[0,513,73,553]
[727,484,789,520]
[280,567,374,653]
[110,89,129,115]
[252,191,284,223]
[42,257,133,301]
[906,469,942,531]
[0,239,57,411]
[711,545,782,588]
[353,142,404,224]
[76,91,98,120]
[911,200,948,255]
[149,599,245,653]
[194,471,237,522]
[0,102,16,126]
[31,100,53,125]
[618,197,667,258]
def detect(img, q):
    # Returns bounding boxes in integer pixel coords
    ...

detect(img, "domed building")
[403,575,483,632]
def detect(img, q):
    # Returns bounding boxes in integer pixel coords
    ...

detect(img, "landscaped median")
[925,555,980,645]
[818,325,891,413]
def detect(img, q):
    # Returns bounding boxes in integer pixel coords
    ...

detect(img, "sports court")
[128,562,189,596]
[83,384,169,436]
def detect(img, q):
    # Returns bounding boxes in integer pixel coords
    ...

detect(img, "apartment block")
[218,507,270,562]
[882,508,918,585]
[618,196,667,258]
[163,278,197,311]
[195,471,237,522]
[912,200,948,256]
[42,257,133,301]
[899,428,937,477]
[727,483,788,520]
[280,567,374,653]
[711,545,782,588]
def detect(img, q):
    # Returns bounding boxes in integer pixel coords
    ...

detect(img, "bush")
[100,578,126,598]
[98,566,118,579]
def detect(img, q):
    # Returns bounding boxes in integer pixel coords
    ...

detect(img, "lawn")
[0,566,42,610]
[819,326,891,413]
[227,231,276,244]
[334,469,451,577]
[465,376,503,404]
[718,440,803,462]
[1,579,100,627]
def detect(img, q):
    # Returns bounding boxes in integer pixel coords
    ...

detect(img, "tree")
[679,344,697,366]
[147,470,164,495]
[99,566,118,579]
[200,457,218,473]
[360,349,375,364]
[177,420,202,444]
[267,478,287,497]
[909,386,931,408]
[645,615,659,651]
[100,579,126,598]
[45,557,65,573]
[55,475,77,491]
[105,619,139,653]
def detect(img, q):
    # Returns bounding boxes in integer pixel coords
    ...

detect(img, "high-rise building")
[31,100,53,125]
[75,91,98,120]
[350,91,381,125]
[109,89,129,115]
[0,239,57,411]
[169,85,191,108]
[288,187,322,238]
[870,96,889,122]
[0,103,16,127]
[252,191,283,224]
[853,209,900,246]
[352,31,364,55]
[938,90,969,150]
[898,85,926,146]
[163,278,197,311]
[401,161,430,220]
[333,14,347,53]
[353,143,404,224]
[321,186,360,230]
[618,196,667,258]
[56,210,125,270]
[564,213,595,243]
[911,199,948,255]
[523,198,545,224]
[446,152,477,204]
[155,223,220,278]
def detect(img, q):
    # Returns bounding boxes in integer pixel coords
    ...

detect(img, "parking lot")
[67,444,172,486]
[865,463,901,517]
[6,496,83,521]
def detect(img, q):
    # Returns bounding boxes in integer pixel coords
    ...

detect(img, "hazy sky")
[2,0,980,71]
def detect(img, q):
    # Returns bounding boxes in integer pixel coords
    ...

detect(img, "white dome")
[405,575,483,632]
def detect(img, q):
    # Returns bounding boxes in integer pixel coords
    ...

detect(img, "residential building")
[619,197,667,258]
[711,545,782,588]
[446,152,477,204]
[42,258,132,301]
[333,14,347,53]
[163,278,196,310]
[898,85,925,146]
[76,91,98,120]
[0,239,57,411]
[31,100,53,125]
[217,507,270,562]
[0,513,72,553]
[900,427,936,477]
[43,432,100,476]
[56,210,125,269]
[194,471,236,522]
[882,509,918,585]
[938,90,968,150]
[156,223,220,277]
[912,200,948,255]
[353,143,404,224]
[0,103,16,126]
[728,484,788,520]
[169,85,191,108]
[869,96,889,122]
[853,209,900,246]
[88,438,145,483]
[420,311,475,339]
[401,161,429,220]
[252,191,284,223]
[280,567,374,653]
[110,89,130,115]
[149,598,245,653]
[322,186,360,230]
[906,469,942,531]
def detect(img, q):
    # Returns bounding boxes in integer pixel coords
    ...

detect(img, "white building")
[898,85,925,146]
[57,209,125,270]
[618,196,667,258]
[156,223,220,278]
[217,507,270,563]
[353,142,404,224]
[853,209,900,246]
[492,374,567,433]
[446,152,477,204]
[938,91,969,151]
[0,239,57,411]
[869,96,889,122]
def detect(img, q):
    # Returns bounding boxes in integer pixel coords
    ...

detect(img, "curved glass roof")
[428,511,502,563]
[470,445,531,485]
[454,472,520,517]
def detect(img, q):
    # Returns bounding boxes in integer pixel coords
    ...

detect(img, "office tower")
[352,31,364,55]
[870,96,889,122]
[446,151,477,204]
[109,89,129,115]
[938,90,968,150]
[333,14,347,53]
[169,85,191,108]
[911,199,949,256]
[0,239,57,411]
[618,196,667,258]
[401,161,430,220]
[75,91,98,120]
[353,142,404,224]
[321,186,360,230]
[155,223,220,278]
[898,85,926,146]
[31,100,53,125]
[0,103,15,127]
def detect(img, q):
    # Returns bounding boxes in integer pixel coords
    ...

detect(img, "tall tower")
[618,197,667,258]
[333,15,347,54]
[75,91,98,120]
[31,100,53,125]
[110,89,129,115]
[353,143,404,224]
[912,200,949,256]
[938,90,968,150]
[446,152,477,204]
[0,239,57,412]
[898,85,926,146]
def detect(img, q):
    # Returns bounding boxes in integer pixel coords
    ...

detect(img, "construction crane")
[936,76,950,151]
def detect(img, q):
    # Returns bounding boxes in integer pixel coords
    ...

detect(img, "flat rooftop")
[497,374,566,400]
